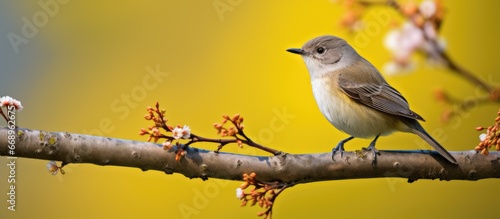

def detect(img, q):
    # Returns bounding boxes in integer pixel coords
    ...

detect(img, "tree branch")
[1,127,499,182]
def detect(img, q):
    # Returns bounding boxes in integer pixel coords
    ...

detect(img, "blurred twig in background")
[335,0,499,122]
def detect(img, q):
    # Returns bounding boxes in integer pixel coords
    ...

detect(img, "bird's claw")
[364,135,380,166]
[331,145,345,161]
[362,145,379,166]
[331,136,354,161]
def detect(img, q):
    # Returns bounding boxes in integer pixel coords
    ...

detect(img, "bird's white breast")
[310,78,395,138]
[310,78,344,127]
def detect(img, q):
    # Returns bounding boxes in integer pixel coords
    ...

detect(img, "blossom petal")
[479,133,487,142]
[236,188,244,199]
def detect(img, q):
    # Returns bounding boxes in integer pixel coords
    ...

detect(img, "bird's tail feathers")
[402,119,458,165]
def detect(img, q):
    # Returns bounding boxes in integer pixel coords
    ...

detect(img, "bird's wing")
[338,74,424,121]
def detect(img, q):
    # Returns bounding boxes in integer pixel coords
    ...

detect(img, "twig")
[142,102,282,157]
[357,0,497,96]
[190,133,281,155]
[0,109,7,122]
[388,0,496,95]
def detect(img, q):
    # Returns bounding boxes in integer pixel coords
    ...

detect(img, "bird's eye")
[316,47,325,54]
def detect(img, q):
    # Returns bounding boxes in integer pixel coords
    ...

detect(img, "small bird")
[287,35,457,165]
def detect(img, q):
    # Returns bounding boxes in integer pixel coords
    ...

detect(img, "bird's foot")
[362,135,381,166]
[362,145,380,166]
[331,144,345,161]
[332,136,354,161]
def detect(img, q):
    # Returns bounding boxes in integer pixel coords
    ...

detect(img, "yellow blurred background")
[0,0,499,218]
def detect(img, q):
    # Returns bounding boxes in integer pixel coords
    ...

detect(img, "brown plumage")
[287,35,457,165]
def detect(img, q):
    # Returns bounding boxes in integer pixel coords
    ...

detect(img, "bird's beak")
[286,48,305,55]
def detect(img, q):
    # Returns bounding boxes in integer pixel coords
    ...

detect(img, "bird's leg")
[363,134,381,165]
[332,136,354,161]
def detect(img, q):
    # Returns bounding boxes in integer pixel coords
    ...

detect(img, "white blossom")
[172,127,183,140]
[383,61,415,76]
[172,125,191,140]
[181,125,191,139]
[399,22,424,51]
[383,22,425,75]
[383,62,400,76]
[384,22,424,56]
[479,133,487,142]
[236,188,244,199]
[384,29,400,52]
[46,161,58,175]
[420,0,437,18]
[0,96,23,111]
[162,140,172,149]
